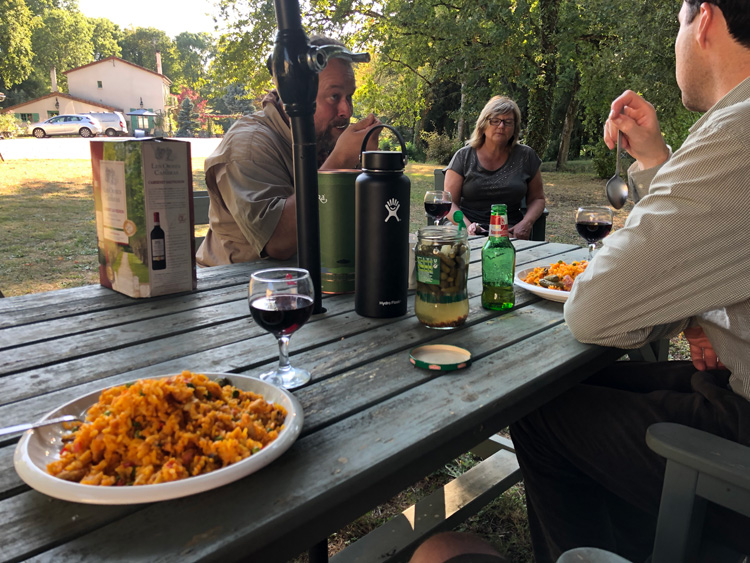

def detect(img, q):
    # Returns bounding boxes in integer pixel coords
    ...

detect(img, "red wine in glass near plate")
[575,220,612,244]
[248,268,315,389]
[424,201,451,224]
[250,294,314,337]
[575,206,613,260]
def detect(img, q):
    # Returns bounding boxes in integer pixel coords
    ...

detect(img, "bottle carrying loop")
[360,124,407,171]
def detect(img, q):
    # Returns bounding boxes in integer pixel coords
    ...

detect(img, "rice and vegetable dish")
[522,260,588,291]
[47,371,287,486]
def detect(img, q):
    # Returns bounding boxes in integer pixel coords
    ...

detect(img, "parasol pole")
[270,0,323,314]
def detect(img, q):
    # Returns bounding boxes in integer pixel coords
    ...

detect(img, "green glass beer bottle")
[481,204,516,310]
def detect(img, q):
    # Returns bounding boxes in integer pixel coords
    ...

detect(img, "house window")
[97,81,103,89]
[47,110,59,117]
[20,113,33,121]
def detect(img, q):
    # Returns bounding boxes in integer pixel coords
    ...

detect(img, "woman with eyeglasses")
[445,95,546,239]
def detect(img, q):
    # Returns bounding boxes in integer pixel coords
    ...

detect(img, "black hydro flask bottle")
[355,125,411,318]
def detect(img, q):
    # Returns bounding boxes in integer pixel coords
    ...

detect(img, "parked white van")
[82,112,128,136]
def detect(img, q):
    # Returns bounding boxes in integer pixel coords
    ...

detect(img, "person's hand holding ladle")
[604,91,673,208]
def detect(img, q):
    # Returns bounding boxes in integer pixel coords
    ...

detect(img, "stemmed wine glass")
[248,268,314,389]
[575,206,613,260]
[424,191,452,225]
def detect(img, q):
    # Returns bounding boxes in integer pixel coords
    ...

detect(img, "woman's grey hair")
[466,95,522,150]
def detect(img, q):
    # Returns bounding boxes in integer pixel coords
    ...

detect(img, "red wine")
[576,221,612,243]
[425,202,451,222]
[150,212,166,270]
[250,294,314,337]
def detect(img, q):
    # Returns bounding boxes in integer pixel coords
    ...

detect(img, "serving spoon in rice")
[0,415,82,438]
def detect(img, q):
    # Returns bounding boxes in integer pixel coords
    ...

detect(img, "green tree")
[210,0,278,95]
[176,96,200,137]
[120,27,182,87]
[89,16,122,60]
[31,7,93,91]
[211,0,695,167]
[0,0,37,89]
[24,0,75,12]
[174,31,215,93]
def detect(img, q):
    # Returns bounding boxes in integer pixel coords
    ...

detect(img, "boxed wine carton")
[90,138,197,298]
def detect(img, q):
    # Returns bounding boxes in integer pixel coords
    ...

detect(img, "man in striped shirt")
[510,1,750,561]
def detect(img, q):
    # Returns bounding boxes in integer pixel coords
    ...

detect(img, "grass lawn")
[0,157,687,561]
[0,158,207,297]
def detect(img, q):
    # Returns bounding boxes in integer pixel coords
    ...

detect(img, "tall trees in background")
[0,0,36,88]
[1,0,697,171]
[31,7,93,91]
[210,0,692,172]
[89,17,122,60]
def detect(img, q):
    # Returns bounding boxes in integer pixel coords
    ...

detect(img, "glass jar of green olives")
[414,226,470,329]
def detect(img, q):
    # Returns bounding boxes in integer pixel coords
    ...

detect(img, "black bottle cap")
[361,151,405,172]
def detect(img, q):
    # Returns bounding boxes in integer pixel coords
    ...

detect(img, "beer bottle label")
[489,213,509,238]
[416,255,441,285]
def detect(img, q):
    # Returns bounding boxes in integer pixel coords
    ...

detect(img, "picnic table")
[0,238,622,562]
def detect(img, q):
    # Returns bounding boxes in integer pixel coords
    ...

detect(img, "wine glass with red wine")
[248,268,315,389]
[424,191,452,225]
[575,206,613,260]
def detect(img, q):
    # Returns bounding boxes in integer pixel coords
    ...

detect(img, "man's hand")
[603,90,671,171]
[321,114,382,170]
[683,326,727,371]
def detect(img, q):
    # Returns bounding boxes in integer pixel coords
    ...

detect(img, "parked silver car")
[28,114,103,138]
[82,111,128,136]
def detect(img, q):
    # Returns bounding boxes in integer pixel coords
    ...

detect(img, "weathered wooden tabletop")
[0,239,621,562]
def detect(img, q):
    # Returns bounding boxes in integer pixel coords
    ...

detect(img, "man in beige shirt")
[509,1,750,562]
[196,37,380,267]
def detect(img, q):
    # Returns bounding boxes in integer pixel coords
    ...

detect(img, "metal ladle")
[605,130,629,209]
[0,414,81,438]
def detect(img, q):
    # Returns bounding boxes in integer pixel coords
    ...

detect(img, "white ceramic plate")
[14,373,303,505]
[514,267,570,303]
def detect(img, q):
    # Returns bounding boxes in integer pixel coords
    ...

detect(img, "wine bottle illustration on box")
[150,212,166,270]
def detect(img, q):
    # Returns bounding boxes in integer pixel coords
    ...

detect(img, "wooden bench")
[433,168,549,241]
[330,435,522,563]
[193,191,210,251]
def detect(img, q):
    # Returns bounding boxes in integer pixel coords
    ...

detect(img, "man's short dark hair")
[684,0,750,47]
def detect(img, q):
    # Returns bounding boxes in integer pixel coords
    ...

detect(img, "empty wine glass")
[248,268,314,389]
[575,206,613,260]
[424,191,452,225]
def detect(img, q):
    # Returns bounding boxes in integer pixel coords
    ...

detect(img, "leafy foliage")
[88,17,122,60]
[119,27,182,84]
[0,112,23,137]
[0,0,37,89]
[174,32,215,93]
[30,7,93,91]
[422,130,458,165]
[3,0,697,171]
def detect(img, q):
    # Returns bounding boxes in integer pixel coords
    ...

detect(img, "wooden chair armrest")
[646,422,750,490]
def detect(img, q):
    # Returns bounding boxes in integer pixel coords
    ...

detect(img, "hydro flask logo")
[384,198,401,222]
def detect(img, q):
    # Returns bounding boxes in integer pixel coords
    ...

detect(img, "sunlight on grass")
[0,158,209,296]
[1,158,610,297]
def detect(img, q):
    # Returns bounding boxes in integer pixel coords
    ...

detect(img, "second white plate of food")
[13,373,303,505]
[514,267,570,303]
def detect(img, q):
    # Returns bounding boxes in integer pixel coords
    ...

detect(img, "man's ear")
[696,2,715,48]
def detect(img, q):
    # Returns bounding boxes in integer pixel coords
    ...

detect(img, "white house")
[3,55,173,134]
